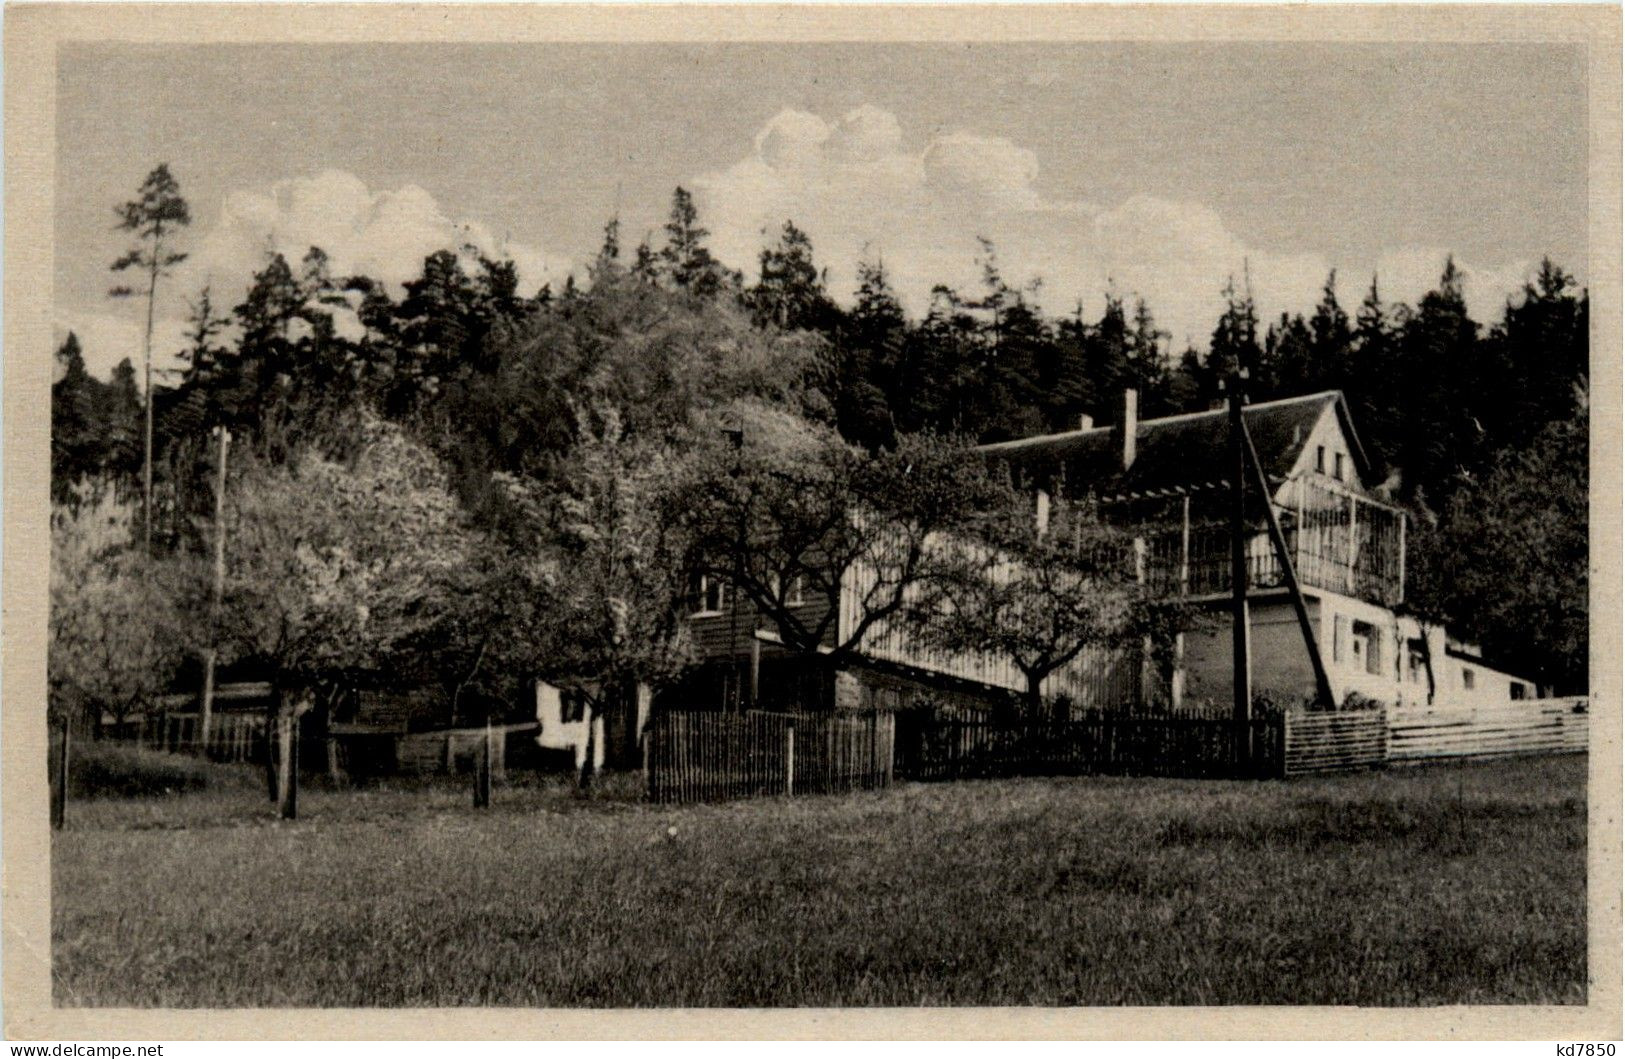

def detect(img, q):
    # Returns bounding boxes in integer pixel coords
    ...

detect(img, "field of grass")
[52,755,1586,1007]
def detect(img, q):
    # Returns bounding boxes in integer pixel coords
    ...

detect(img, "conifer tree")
[1127,297,1172,415]
[1208,273,1261,390]
[109,164,191,552]
[660,187,733,298]
[52,333,102,498]
[751,221,832,332]
[1308,270,1352,390]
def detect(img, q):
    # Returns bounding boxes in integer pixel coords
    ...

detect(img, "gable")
[1285,401,1368,495]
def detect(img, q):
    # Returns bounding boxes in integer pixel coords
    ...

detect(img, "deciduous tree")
[906,494,1182,716]
[49,492,184,731]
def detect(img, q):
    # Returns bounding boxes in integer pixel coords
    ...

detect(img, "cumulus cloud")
[690,106,1533,349]
[1370,247,1535,323]
[922,132,1042,213]
[59,170,571,383]
[52,312,192,387]
[186,169,569,298]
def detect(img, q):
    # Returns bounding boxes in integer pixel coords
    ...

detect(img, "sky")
[55,41,1590,382]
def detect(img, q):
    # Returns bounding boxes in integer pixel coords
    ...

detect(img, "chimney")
[1078,414,1094,431]
[1122,388,1138,469]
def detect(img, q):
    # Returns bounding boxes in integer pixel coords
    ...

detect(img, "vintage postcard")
[4,3,1621,1042]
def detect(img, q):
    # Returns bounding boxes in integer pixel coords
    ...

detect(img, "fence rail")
[646,710,894,804]
[893,711,1283,782]
[1389,700,1587,763]
[1284,708,1388,776]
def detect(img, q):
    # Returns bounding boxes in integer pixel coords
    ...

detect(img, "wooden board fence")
[1389,700,1587,763]
[1283,708,1388,776]
[893,711,1283,782]
[647,710,893,804]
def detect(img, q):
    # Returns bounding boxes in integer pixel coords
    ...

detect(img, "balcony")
[1137,477,1405,607]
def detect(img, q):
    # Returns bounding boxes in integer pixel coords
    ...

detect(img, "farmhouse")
[981,388,1544,712]
[643,388,1541,729]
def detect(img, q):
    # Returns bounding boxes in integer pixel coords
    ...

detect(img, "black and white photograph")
[5,3,1620,1040]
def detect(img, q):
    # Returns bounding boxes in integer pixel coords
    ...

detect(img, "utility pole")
[1226,372,1252,743]
[199,425,231,755]
[1239,415,1335,709]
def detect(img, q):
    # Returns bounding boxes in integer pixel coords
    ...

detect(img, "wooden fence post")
[51,719,69,831]
[474,721,492,808]
[785,723,795,796]
[643,714,655,802]
[868,710,879,788]
[883,713,894,786]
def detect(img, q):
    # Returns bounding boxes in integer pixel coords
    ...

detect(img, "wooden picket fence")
[1389,699,1588,763]
[892,710,1284,782]
[646,710,894,804]
[1283,708,1389,776]
[137,710,267,763]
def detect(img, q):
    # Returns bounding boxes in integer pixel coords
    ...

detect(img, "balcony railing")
[1139,478,1405,607]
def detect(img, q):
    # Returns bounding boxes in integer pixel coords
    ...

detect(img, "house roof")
[978,391,1370,500]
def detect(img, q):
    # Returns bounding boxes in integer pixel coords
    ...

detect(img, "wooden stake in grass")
[276,711,299,821]
[474,721,492,809]
[51,719,70,831]
[785,723,795,797]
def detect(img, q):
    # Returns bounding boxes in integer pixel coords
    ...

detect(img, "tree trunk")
[199,649,218,760]
[577,700,600,792]
[264,687,281,802]
[1025,675,1045,721]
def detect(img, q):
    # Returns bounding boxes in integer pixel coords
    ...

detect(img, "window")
[1334,452,1346,481]
[781,574,806,607]
[1352,620,1382,676]
[690,573,729,615]
[1510,681,1527,700]
[1316,445,1326,473]
[1407,639,1427,684]
[1462,668,1475,691]
[561,688,586,724]
[1332,615,1347,663]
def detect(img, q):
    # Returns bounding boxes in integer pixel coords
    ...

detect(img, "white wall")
[1315,596,1539,708]
[1182,600,1322,707]
[534,681,605,770]
[1284,402,1361,493]
[1178,591,1540,711]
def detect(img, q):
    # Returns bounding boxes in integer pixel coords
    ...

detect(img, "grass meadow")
[52,755,1586,1007]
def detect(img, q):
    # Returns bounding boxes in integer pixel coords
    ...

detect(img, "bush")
[1250,685,1315,717]
[68,742,211,799]
[1339,691,1388,712]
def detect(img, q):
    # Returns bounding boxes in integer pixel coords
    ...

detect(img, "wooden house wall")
[687,594,835,659]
